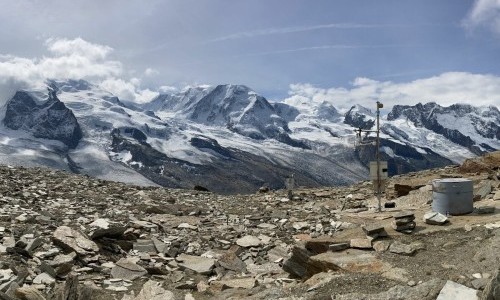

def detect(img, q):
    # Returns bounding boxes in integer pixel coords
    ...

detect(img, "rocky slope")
[0,152,497,299]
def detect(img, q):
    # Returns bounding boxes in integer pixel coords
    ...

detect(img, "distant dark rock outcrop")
[4,90,82,148]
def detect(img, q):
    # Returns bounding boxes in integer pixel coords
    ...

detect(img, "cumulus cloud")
[0,37,158,104]
[462,0,500,36]
[284,72,500,111]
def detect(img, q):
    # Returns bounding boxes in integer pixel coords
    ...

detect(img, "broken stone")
[424,211,448,225]
[436,280,478,300]
[111,258,147,280]
[33,273,55,285]
[362,224,385,235]
[475,181,492,200]
[349,238,372,249]
[50,252,77,267]
[394,211,415,220]
[176,254,215,275]
[373,240,392,253]
[53,226,99,255]
[292,222,309,230]
[91,226,127,240]
[121,280,174,300]
[389,241,423,256]
[236,235,261,248]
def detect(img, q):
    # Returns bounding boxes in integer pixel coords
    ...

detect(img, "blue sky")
[0,0,500,107]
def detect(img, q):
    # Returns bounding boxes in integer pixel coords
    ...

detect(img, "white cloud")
[46,37,112,60]
[462,0,500,35]
[144,68,159,77]
[100,77,158,103]
[284,72,500,111]
[0,37,157,104]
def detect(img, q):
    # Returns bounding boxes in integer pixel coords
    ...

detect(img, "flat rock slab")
[236,235,261,248]
[436,280,478,300]
[177,254,215,275]
[350,238,372,249]
[53,226,99,255]
[362,224,385,235]
[424,211,448,225]
[309,249,386,274]
[394,211,415,220]
[121,280,174,300]
[111,258,147,280]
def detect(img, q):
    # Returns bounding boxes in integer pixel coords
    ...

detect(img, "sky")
[1,0,500,109]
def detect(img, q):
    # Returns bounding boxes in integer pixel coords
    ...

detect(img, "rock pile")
[0,158,497,299]
[391,211,416,233]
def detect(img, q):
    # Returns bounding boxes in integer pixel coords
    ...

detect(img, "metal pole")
[376,101,381,212]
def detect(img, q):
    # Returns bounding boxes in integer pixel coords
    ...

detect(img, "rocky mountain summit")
[0,152,498,299]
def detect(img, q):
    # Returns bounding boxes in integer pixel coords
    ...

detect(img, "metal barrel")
[432,178,473,215]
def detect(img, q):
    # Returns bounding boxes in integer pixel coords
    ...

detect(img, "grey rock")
[362,224,385,235]
[392,221,416,232]
[472,278,489,290]
[350,238,372,249]
[389,241,423,256]
[90,226,127,240]
[436,280,478,300]
[121,280,174,300]
[52,226,98,255]
[424,211,448,225]
[33,273,55,285]
[176,254,215,275]
[236,235,261,248]
[475,181,492,200]
[111,258,147,280]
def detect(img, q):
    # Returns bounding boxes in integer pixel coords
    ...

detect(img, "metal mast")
[376,101,383,212]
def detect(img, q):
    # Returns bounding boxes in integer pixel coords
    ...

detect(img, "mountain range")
[0,79,498,193]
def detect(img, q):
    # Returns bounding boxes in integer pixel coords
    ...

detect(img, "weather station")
[354,101,387,212]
